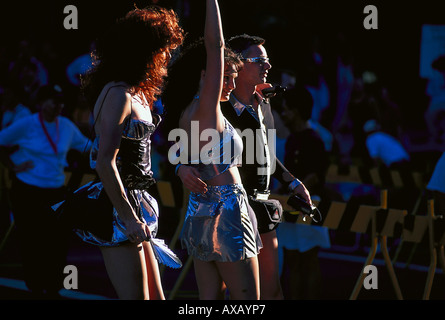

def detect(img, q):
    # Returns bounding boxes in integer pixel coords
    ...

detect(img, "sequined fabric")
[180,184,262,262]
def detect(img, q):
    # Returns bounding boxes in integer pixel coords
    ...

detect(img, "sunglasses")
[241,57,270,66]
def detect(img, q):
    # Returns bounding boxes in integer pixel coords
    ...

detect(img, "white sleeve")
[0,116,30,146]
[66,119,92,153]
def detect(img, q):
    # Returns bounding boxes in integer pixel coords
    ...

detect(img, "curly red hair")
[82,5,184,110]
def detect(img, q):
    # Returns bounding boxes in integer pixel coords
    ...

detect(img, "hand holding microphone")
[287,194,322,223]
[261,84,287,98]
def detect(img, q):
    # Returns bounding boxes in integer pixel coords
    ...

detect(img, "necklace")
[38,112,59,155]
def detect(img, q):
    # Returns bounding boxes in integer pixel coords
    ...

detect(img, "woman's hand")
[123,218,151,244]
[255,83,273,98]
[177,165,208,194]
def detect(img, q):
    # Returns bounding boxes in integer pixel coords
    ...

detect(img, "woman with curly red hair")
[76,5,184,300]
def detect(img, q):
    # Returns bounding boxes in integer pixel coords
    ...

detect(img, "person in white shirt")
[0,84,90,298]
[0,84,32,130]
[363,119,410,168]
[363,118,414,188]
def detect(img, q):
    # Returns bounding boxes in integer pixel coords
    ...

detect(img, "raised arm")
[194,0,224,127]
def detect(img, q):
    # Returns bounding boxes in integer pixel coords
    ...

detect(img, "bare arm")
[193,0,224,129]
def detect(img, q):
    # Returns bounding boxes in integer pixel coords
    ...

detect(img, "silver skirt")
[180,183,262,262]
[73,181,159,247]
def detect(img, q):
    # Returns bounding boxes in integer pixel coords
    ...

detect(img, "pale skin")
[178,0,259,300]
[93,81,164,300]
[178,42,312,300]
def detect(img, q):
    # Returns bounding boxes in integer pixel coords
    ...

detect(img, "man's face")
[41,98,64,121]
[237,44,272,87]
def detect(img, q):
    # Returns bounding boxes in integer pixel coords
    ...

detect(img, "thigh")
[100,243,148,300]
[141,241,165,300]
[193,258,225,300]
[258,230,283,299]
[216,257,260,300]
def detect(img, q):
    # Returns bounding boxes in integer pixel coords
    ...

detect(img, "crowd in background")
[0,0,444,300]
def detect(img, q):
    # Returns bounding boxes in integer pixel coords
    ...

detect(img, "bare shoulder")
[95,82,132,114]
[103,82,132,105]
[93,82,133,134]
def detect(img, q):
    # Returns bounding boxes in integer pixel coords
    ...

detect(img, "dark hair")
[282,86,314,121]
[81,6,184,110]
[162,38,242,130]
[227,34,265,57]
[36,84,64,104]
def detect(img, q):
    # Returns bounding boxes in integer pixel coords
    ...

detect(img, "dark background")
[0,0,444,302]
[1,0,444,133]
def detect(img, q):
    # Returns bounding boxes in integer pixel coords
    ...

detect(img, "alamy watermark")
[363,5,378,30]
[167,121,277,175]
[63,5,78,30]
[63,5,378,30]
[63,265,78,290]
[363,264,378,290]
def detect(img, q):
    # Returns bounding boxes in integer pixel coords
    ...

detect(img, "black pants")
[280,247,322,300]
[9,177,68,295]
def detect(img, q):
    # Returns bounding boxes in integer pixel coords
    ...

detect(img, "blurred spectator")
[66,53,93,86]
[363,118,415,189]
[70,93,93,137]
[426,152,445,216]
[0,83,32,129]
[425,55,445,146]
[328,33,356,169]
[363,119,410,168]
[8,40,49,105]
[65,42,94,87]
[328,67,405,169]
[331,33,355,133]
[303,37,331,125]
[276,86,331,299]
[299,37,334,153]
[0,84,91,298]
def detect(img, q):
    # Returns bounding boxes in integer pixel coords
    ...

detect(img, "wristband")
[288,178,302,192]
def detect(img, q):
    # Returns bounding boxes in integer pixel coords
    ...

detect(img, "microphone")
[287,194,322,223]
[261,85,287,98]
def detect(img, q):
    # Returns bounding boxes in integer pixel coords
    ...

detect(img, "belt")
[252,189,270,201]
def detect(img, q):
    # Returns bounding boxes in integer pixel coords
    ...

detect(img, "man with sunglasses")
[177,34,311,299]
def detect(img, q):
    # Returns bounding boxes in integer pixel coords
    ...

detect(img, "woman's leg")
[100,243,149,300]
[193,258,225,300]
[216,256,260,300]
[142,241,165,300]
[258,230,283,300]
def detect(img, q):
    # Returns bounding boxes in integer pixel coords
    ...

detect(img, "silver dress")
[180,119,262,262]
[75,118,159,247]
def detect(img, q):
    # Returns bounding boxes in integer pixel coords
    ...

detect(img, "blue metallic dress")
[75,117,160,246]
[180,118,262,262]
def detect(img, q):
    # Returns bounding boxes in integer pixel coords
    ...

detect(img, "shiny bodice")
[189,118,243,181]
[90,118,158,190]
